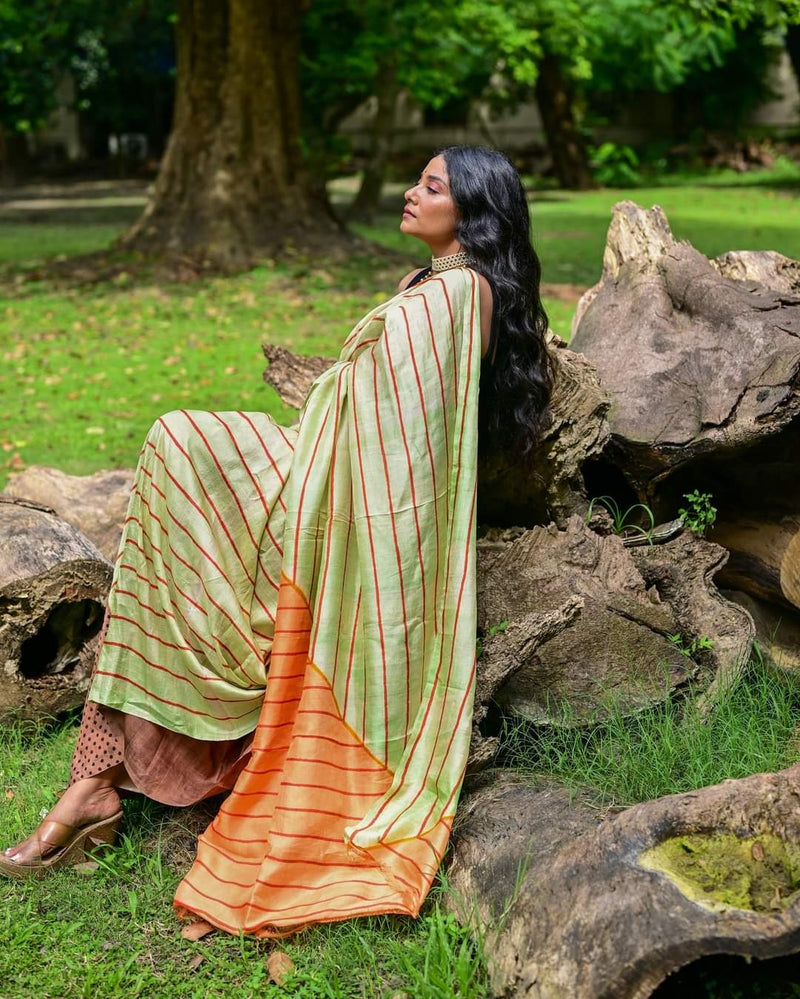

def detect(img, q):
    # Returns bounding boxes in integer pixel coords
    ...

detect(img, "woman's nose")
[404,184,418,202]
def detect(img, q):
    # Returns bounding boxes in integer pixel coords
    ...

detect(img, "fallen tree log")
[569,201,800,619]
[3,465,135,562]
[476,515,753,727]
[447,766,800,999]
[0,499,112,718]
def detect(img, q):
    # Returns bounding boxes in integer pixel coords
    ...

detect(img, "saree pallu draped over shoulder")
[89,267,482,936]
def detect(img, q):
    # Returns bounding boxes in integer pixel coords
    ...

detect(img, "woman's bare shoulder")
[396,267,424,292]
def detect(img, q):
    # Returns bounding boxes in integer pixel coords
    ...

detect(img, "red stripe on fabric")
[108,612,204,657]
[216,808,276,820]
[117,561,162,591]
[278,782,382,798]
[181,411,279,617]
[329,503,353,692]
[144,441,251,586]
[293,734,362,749]
[341,588,361,720]
[308,366,348,666]
[291,403,331,582]
[392,323,478,837]
[192,855,386,892]
[284,756,386,773]
[130,501,264,674]
[350,364,389,761]
[119,548,219,660]
[274,805,362,820]
[237,412,289,515]
[268,830,343,844]
[180,876,398,919]
[158,415,259,589]
[371,349,412,736]
[399,301,441,654]
[380,842,430,882]
[120,538,222,660]
[93,670,260,721]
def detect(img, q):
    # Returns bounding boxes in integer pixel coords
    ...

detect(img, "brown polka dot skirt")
[69,607,124,784]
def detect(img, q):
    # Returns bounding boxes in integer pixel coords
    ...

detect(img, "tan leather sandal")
[0,809,123,879]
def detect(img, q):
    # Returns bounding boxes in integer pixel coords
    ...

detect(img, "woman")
[1,145,553,936]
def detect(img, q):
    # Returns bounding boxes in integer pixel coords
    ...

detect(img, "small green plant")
[476,619,508,660]
[585,494,656,544]
[678,490,717,536]
[668,632,715,658]
[588,141,644,187]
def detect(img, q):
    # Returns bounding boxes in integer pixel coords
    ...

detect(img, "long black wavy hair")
[436,144,555,465]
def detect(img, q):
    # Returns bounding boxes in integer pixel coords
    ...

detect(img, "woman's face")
[400,155,460,251]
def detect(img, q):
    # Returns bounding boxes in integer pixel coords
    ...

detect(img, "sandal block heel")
[0,809,123,880]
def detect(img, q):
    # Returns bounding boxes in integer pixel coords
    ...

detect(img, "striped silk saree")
[89,266,482,935]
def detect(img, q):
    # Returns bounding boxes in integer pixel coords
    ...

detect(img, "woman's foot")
[2,777,122,866]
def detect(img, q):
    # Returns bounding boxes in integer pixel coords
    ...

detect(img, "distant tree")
[0,0,86,179]
[469,0,800,189]
[0,0,174,179]
[120,0,343,271]
[302,0,495,220]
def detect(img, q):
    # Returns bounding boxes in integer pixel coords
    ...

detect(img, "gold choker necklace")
[430,250,469,272]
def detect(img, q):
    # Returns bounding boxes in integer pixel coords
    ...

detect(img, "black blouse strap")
[405,266,431,289]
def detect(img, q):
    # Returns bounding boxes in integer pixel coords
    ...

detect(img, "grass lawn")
[0,717,488,999]
[2,162,800,997]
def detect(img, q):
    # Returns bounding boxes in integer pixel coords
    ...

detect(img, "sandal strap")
[36,819,78,850]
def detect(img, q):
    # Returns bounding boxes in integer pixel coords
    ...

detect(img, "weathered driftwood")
[721,587,800,674]
[570,201,800,488]
[711,514,800,613]
[0,499,112,718]
[569,201,800,619]
[446,766,800,999]
[3,465,134,562]
[476,515,751,727]
[467,591,583,771]
[263,334,611,526]
[261,343,334,411]
[628,530,756,709]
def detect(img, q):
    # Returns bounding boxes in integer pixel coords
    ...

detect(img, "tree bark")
[534,52,597,191]
[119,0,342,270]
[348,56,401,221]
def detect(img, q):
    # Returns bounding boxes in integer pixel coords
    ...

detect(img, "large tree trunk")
[534,52,597,191]
[348,56,401,221]
[0,125,31,186]
[785,26,800,94]
[119,0,342,270]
